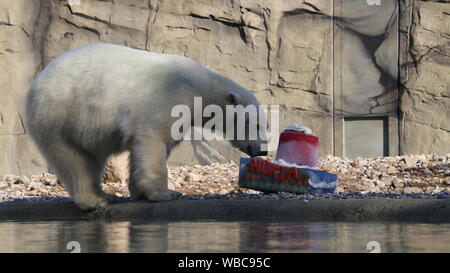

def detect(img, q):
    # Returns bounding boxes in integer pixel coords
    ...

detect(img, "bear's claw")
[146,189,182,202]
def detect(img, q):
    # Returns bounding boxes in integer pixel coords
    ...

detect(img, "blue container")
[238,157,338,194]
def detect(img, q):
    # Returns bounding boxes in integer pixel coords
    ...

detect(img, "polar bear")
[26,43,267,210]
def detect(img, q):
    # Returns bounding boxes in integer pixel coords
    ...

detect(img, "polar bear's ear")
[228,92,241,105]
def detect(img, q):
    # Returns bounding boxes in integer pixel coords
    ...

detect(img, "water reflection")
[0,221,449,253]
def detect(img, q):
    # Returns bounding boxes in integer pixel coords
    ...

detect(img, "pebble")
[16,176,31,186]
[44,180,56,186]
[184,173,203,182]
[403,187,423,194]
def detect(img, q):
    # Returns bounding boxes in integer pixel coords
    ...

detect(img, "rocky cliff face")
[0,0,48,175]
[399,0,450,154]
[0,0,449,175]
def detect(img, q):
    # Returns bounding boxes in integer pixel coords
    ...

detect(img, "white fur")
[26,43,264,210]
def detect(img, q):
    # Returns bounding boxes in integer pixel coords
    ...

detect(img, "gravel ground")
[1,154,450,203]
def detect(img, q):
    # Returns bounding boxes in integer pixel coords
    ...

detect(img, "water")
[0,221,449,253]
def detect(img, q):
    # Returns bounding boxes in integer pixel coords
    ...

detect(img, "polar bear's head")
[225,90,268,158]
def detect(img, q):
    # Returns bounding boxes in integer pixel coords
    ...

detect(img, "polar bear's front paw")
[73,196,109,211]
[100,192,122,203]
[147,189,182,202]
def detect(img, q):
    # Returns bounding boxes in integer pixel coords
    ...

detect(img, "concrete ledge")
[1,199,450,222]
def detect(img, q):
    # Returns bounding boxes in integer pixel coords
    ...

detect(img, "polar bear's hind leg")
[39,137,109,210]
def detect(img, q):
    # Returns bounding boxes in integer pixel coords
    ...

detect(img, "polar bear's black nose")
[246,146,267,157]
[246,145,257,157]
[258,150,267,156]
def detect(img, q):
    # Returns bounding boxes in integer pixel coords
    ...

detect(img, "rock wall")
[0,0,449,175]
[399,0,450,154]
[0,0,48,175]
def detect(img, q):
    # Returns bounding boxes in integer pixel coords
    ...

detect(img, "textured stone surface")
[0,0,48,175]
[399,0,450,154]
[0,0,449,175]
